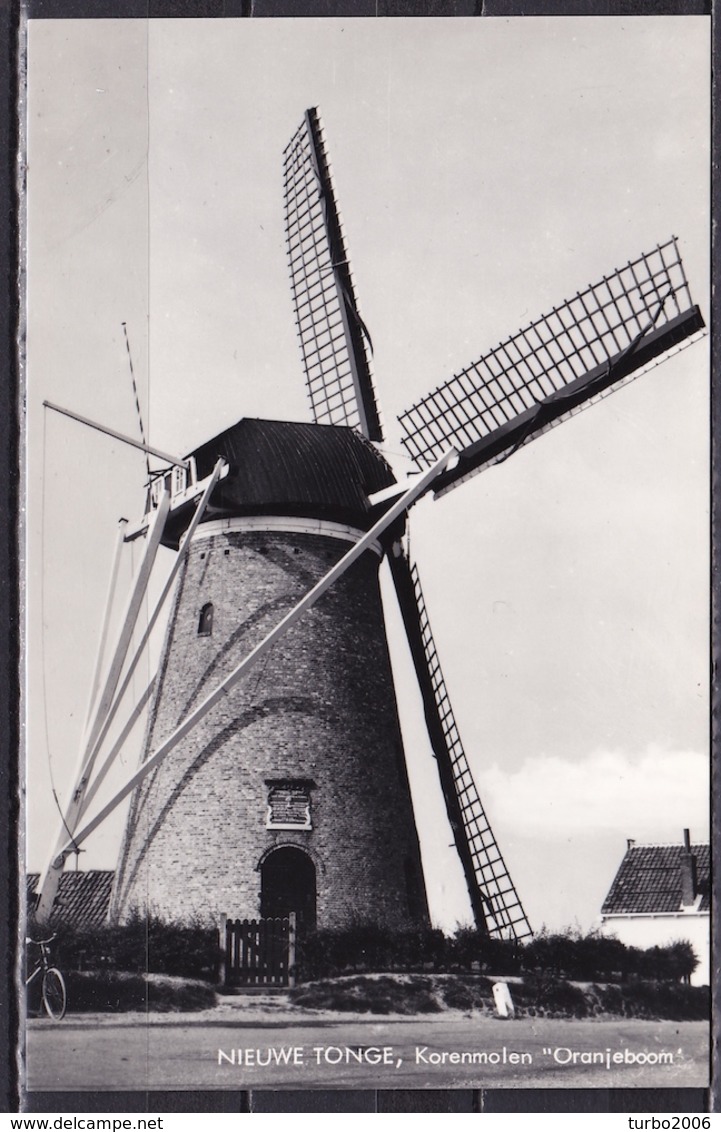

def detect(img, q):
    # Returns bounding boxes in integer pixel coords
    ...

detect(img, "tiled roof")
[27,871,114,928]
[601,842,710,916]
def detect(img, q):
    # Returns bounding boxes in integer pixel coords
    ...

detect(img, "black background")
[2,0,715,1114]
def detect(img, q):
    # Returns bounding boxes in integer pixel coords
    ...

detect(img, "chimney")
[680,827,697,908]
[626,838,636,850]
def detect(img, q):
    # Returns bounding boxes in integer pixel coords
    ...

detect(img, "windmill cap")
[186,417,397,534]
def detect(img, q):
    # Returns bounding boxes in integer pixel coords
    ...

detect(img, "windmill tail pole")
[56,448,459,864]
[43,400,189,470]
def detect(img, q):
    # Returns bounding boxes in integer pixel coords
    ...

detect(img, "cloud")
[476,746,709,841]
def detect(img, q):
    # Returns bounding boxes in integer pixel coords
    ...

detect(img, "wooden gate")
[220,912,296,987]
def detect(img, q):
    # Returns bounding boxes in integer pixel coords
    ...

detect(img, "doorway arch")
[260,846,317,930]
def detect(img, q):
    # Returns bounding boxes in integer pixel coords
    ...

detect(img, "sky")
[24,16,710,935]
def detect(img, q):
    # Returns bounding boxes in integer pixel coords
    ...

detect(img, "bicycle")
[26,934,67,1020]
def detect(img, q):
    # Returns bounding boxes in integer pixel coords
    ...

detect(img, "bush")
[632,941,699,982]
[439,976,492,1012]
[295,925,447,981]
[449,928,522,974]
[522,929,626,980]
[592,980,709,1022]
[515,974,589,1018]
[440,981,475,1011]
[589,982,623,1016]
[28,970,217,1015]
[289,974,442,1015]
[520,928,698,983]
[34,913,222,983]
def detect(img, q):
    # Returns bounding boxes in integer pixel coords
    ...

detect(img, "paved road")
[25,1008,709,1092]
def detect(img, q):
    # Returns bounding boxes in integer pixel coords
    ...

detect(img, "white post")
[492,981,515,1018]
[219,912,227,986]
[288,911,297,989]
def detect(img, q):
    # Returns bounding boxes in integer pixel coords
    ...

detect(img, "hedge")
[30,913,221,982]
[31,915,700,987]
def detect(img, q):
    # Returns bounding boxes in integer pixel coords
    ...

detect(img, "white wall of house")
[599,913,709,986]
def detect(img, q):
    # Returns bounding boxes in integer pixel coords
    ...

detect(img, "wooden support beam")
[78,459,226,791]
[59,448,456,859]
[44,400,189,469]
[77,677,156,820]
[84,519,127,732]
[35,459,226,921]
[35,494,170,921]
[78,492,170,766]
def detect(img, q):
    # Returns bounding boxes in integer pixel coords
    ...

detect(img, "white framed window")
[149,464,187,508]
[172,463,187,497]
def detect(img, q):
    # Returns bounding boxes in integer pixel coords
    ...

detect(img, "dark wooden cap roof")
[601,842,710,916]
[163,419,397,547]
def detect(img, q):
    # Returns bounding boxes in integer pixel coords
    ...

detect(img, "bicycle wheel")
[42,967,66,1020]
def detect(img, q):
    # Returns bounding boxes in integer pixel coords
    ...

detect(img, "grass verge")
[28,971,218,1014]
[289,973,709,1021]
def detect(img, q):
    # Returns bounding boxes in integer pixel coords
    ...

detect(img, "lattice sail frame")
[399,238,703,491]
[390,546,532,942]
[283,109,383,441]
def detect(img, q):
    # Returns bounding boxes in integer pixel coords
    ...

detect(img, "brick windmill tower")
[110,417,429,931]
[36,110,704,942]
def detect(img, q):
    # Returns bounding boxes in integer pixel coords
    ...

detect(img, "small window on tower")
[198,602,214,636]
[265,781,313,830]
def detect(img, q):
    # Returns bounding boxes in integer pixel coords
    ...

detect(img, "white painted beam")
[83,519,127,732]
[35,494,170,920]
[44,400,189,469]
[60,449,457,859]
[78,459,226,791]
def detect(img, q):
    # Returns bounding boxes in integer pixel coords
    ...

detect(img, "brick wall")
[110,526,429,930]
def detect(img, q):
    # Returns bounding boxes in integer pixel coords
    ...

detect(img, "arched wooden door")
[260,847,317,930]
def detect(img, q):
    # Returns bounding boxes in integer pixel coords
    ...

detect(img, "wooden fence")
[219,912,296,988]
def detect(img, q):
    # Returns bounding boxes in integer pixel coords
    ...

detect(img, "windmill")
[35,108,704,943]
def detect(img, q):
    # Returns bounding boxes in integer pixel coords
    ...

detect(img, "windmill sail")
[389,543,532,942]
[399,238,704,495]
[283,108,383,441]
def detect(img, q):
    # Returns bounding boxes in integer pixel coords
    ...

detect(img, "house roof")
[601,841,710,916]
[27,871,114,929]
